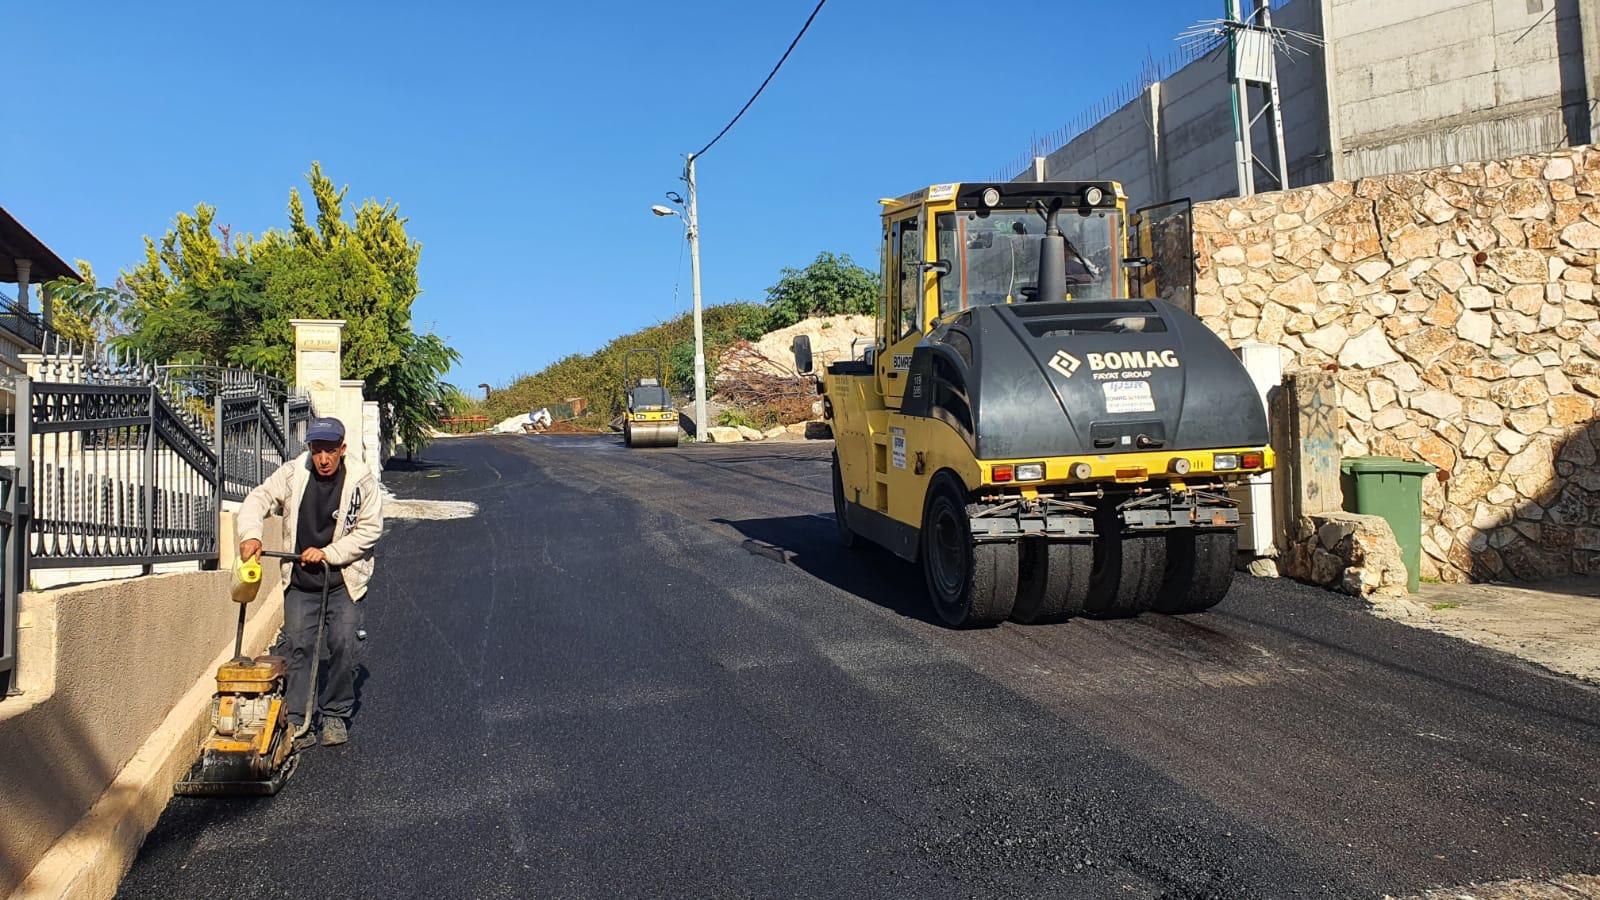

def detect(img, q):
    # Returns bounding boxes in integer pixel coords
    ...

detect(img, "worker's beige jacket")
[237,452,384,600]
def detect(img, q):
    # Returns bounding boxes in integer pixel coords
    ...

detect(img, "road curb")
[12,589,286,900]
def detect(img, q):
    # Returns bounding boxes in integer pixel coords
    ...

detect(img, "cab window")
[936,208,1123,305]
[895,218,922,339]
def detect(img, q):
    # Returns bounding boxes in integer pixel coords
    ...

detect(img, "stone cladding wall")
[1191,146,1600,583]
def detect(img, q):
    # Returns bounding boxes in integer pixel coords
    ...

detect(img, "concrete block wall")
[1024,0,1331,210]
[1327,0,1589,178]
[1013,0,1596,208]
[1038,92,1159,208]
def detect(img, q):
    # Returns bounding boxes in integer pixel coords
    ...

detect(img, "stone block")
[1484,248,1548,283]
[1457,311,1493,347]
[1340,327,1402,369]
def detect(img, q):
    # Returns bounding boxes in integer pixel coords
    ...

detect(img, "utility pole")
[1226,0,1290,197]
[1227,0,1253,197]
[684,153,708,439]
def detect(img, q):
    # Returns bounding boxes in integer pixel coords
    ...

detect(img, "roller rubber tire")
[1087,518,1168,618]
[921,479,1017,628]
[1011,538,1093,624]
[831,453,856,549]
[1152,530,1237,614]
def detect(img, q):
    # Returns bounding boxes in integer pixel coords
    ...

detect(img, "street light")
[649,159,707,441]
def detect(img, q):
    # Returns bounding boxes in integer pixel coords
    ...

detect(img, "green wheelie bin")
[1340,457,1437,593]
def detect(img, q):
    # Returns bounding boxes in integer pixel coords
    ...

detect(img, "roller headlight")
[1213,453,1239,471]
[1083,186,1104,206]
[981,187,1001,207]
[1015,463,1045,482]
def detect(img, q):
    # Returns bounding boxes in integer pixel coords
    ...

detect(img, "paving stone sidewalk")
[1372,576,1600,685]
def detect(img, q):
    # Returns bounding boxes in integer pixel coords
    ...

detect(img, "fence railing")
[16,347,315,570]
[438,416,491,434]
[0,286,45,350]
[0,343,319,698]
[0,466,24,696]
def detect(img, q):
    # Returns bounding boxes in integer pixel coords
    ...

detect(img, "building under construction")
[1008,0,1599,207]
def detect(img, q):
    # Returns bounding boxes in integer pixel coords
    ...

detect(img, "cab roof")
[879,181,1125,216]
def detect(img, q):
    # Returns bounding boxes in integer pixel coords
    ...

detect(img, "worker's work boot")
[292,725,317,752]
[321,717,349,746]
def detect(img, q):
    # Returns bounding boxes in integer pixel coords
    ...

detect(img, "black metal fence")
[0,286,45,351]
[0,343,319,695]
[0,467,25,696]
[0,344,319,696]
[16,350,314,570]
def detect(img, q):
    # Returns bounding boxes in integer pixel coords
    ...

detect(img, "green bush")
[479,251,878,429]
[475,302,765,426]
[763,251,879,331]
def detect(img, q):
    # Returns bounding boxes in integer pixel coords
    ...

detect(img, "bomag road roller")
[623,348,680,448]
[801,181,1272,628]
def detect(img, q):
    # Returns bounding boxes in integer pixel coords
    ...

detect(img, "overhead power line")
[692,0,828,159]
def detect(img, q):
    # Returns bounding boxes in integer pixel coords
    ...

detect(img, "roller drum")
[627,421,679,448]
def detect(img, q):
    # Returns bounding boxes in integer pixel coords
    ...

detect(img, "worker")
[237,417,384,749]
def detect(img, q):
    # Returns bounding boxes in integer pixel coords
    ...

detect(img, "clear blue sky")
[8,1,1212,390]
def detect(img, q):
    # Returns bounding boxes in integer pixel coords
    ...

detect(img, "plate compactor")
[622,348,680,448]
[175,551,330,797]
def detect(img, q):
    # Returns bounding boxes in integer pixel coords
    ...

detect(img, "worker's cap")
[304,417,346,444]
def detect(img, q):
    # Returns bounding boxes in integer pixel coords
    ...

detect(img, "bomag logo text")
[1087,350,1180,371]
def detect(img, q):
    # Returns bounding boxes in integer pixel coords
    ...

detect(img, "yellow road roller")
[623,348,680,448]
[798,181,1273,627]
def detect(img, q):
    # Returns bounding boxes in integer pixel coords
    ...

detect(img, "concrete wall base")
[0,515,286,898]
[10,587,284,899]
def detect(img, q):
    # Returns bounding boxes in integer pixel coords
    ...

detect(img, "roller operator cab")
[805,182,1273,627]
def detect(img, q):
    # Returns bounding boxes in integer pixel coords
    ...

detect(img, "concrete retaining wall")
[1192,144,1600,583]
[0,518,285,897]
[1017,0,1595,206]
[1328,0,1590,179]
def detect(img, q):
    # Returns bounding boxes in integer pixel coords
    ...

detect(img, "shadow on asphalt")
[715,513,945,628]
[382,457,454,473]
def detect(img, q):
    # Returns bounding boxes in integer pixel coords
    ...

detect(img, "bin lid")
[1340,456,1436,475]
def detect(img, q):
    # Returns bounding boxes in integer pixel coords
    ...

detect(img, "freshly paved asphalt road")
[119,435,1600,898]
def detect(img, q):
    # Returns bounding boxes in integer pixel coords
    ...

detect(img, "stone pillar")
[290,319,345,423]
[1271,369,1344,580]
[14,258,30,312]
[362,400,383,468]
[338,379,367,465]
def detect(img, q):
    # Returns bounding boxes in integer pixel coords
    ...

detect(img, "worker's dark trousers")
[283,584,362,725]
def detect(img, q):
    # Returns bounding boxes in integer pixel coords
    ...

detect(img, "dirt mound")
[717,315,873,380]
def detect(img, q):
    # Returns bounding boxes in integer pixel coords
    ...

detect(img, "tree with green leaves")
[762,251,879,330]
[43,261,127,345]
[113,163,458,453]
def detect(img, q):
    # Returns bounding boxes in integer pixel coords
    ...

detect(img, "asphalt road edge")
[12,588,286,900]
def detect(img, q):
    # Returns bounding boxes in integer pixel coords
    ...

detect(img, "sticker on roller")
[1102,380,1155,413]
[891,428,907,469]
